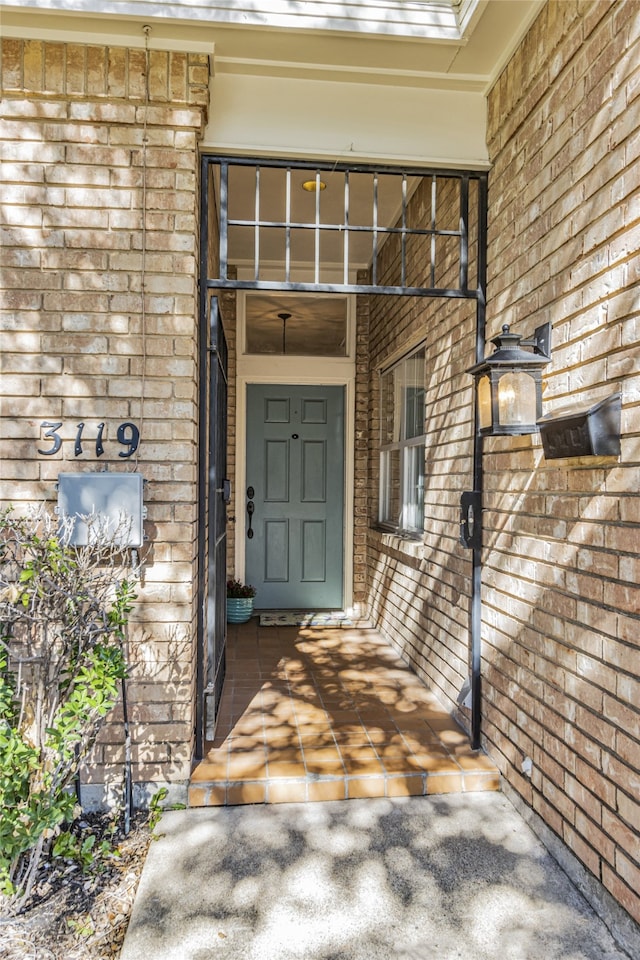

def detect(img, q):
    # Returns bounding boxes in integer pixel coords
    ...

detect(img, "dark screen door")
[206,299,228,737]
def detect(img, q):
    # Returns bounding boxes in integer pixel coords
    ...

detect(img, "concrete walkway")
[121,793,633,960]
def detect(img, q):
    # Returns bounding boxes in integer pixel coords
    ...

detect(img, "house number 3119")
[38,421,140,458]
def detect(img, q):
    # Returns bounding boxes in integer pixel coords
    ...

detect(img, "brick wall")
[364,0,639,929]
[484,0,639,925]
[353,272,371,609]
[0,39,210,802]
[366,176,479,715]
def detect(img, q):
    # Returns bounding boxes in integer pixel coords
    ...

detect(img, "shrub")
[0,507,137,910]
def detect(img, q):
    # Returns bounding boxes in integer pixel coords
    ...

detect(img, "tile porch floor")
[189,619,500,806]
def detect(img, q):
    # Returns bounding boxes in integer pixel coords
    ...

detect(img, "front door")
[245,384,344,609]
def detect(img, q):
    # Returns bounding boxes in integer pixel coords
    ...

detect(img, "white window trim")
[378,343,426,538]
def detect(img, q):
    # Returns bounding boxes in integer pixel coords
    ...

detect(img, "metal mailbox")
[57,472,145,548]
[538,392,621,460]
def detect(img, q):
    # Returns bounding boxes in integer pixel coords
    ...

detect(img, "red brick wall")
[354,273,371,609]
[484,0,640,924]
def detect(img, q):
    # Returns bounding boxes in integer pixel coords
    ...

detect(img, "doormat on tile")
[259,612,353,627]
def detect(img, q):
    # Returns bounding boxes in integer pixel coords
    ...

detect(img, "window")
[379,346,426,535]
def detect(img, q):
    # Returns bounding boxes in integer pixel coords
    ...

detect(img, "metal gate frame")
[205,155,485,300]
[197,154,488,754]
[196,294,229,758]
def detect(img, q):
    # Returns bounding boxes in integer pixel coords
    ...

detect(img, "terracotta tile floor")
[189,619,500,806]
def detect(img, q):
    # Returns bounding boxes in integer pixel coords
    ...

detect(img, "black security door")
[197,296,229,752]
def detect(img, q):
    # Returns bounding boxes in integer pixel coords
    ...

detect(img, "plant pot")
[226,597,254,623]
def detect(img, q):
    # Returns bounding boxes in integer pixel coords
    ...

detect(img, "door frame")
[235,294,356,612]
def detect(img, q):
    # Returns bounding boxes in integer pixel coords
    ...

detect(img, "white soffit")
[203,73,489,169]
[0,8,216,53]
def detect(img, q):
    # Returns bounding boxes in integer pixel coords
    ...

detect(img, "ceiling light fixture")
[278,312,291,354]
[302,179,326,192]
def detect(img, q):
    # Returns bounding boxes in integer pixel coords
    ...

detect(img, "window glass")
[378,345,426,536]
[380,369,396,445]
[380,448,401,527]
[402,349,426,439]
[402,445,425,531]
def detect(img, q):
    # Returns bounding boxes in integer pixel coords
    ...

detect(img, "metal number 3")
[38,421,63,456]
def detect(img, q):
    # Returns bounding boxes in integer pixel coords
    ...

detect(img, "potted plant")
[226,578,257,623]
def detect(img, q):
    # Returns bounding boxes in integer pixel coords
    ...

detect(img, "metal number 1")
[95,422,105,457]
[74,422,85,457]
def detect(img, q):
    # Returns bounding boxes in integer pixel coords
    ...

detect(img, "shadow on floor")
[190,620,498,806]
[121,793,632,960]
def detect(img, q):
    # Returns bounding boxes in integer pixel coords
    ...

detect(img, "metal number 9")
[117,422,140,458]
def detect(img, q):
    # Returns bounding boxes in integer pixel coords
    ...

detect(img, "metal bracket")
[521,320,552,359]
[460,490,482,550]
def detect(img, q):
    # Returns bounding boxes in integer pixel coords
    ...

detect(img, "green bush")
[0,507,137,910]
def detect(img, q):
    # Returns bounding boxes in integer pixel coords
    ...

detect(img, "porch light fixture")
[301,178,326,192]
[278,312,291,354]
[467,321,552,436]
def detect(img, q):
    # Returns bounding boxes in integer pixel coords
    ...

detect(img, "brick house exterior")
[0,0,638,937]
[486,1,639,924]
[1,43,209,790]
[365,0,640,932]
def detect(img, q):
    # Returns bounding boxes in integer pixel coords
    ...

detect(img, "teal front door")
[245,384,344,609]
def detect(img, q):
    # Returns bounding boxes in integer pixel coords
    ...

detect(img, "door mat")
[259,612,353,627]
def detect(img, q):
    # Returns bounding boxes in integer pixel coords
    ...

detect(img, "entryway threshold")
[189,620,499,806]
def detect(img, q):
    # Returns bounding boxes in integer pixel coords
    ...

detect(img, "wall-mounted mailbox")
[57,472,145,547]
[538,392,621,460]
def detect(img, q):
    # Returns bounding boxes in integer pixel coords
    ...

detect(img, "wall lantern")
[467,321,552,436]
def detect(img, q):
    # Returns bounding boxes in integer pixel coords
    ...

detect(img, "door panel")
[265,397,290,422]
[302,398,327,423]
[301,521,326,581]
[265,519,289,581]
[246,384,344,609]
[301,441,326,501]
[265,441,289,501]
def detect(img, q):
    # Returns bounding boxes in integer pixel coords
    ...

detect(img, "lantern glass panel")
[478,375,492,430]
[498,371,537,426]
